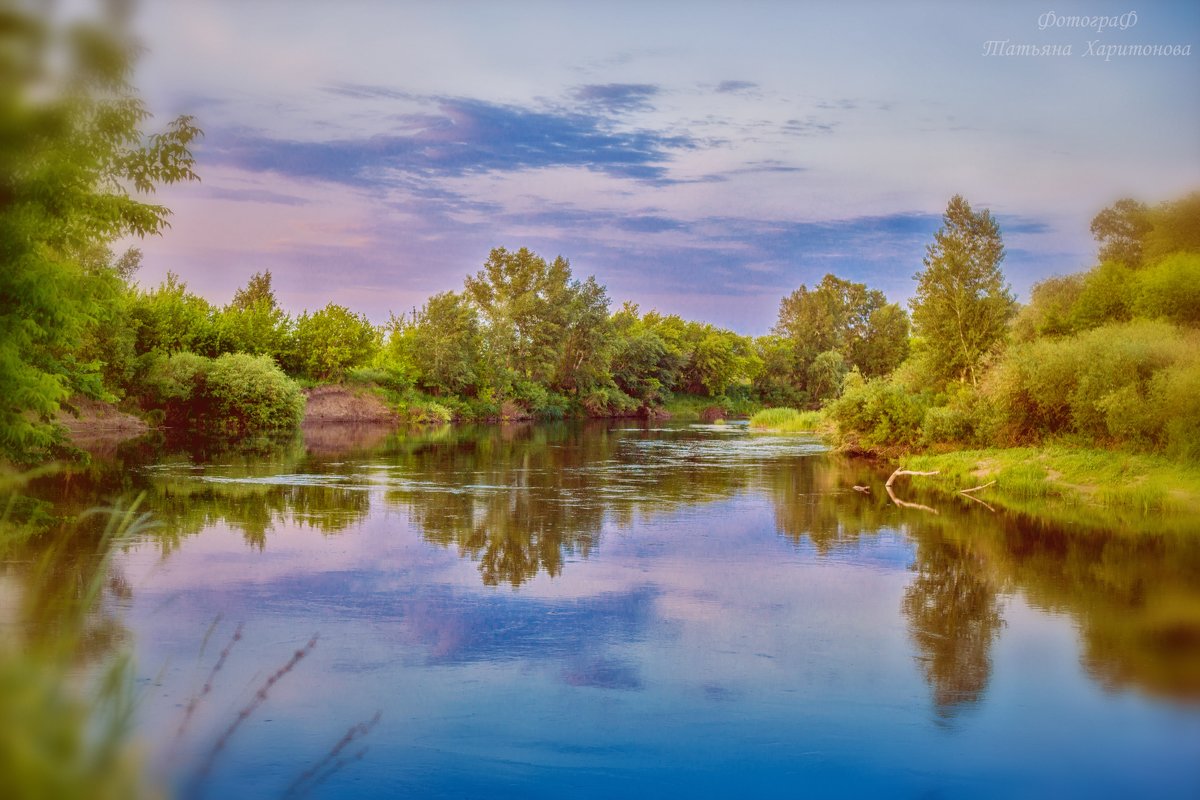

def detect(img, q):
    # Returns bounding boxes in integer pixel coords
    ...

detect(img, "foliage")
[288,303,380,381]
[216,270,291,357]
[392,291,481,397]
[827,372,932,449]
[463,246,625,408]
[128,272,219,358]
[910,195,1015,386]
[987,321,1198,455]
[1090,198,1152,267]
[144,352,304,435]
[1132,252,1200,326]
[1011,273,1086,342]
[763,274,908,404]
[748,407,824,433]
[0,6,199,461]
[608,303,679,409]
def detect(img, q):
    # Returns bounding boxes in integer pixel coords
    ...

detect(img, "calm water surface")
[23,422,1200,797]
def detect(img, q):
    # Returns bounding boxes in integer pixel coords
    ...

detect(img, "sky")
[117,0,1200,334]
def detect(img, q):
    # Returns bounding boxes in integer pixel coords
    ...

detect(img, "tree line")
[829,192,1200,463]
[2,3,1196,466]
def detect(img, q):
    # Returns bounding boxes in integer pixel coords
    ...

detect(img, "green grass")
[748,407,825,433]
[900,446,1200,519]
[662,394,762,421]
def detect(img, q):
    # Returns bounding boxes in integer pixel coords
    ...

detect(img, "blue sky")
[125,0,1200,334]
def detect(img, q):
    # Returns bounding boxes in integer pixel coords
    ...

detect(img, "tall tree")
[407,291,482,396]
[1090,198,1152,268]
[288,303,380,381]
[0,2,200,460]
[768,273,908,402]
[219,271,290,357]
[910,195,1015,386]
[464,247,613,400]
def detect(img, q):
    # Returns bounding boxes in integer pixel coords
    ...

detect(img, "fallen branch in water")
[959,480,996,495]
[959,491,996,512]
[885,483,940,514]
[885,468,939,488]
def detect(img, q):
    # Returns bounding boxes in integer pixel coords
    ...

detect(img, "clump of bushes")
[988,320,1199,456]
[827,371,933,449]
[145,352,304,435]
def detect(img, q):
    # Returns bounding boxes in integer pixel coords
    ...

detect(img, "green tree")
[1090,198,1152,268]
[129,272,219,357]
[464,247,613,402]
[1142,191,1200,264]
[806,349,847,404]
[217,270,291,358]
[0,5,200,460]
[1012,273,1087,341]
[910,195,1015,386]
[288,303,380,381]
[609,303,681,408]
[766,273,908,402]
[406,291,482,396]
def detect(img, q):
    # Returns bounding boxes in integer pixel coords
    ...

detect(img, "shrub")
[1132,252,1200,326]
[144,352,304,435]
[827,376,931,448]
[985,320,1199,457]
[405,401,453,426]
[203,353,306,434]
[921,404,978,446]
[1149,360,1200,462]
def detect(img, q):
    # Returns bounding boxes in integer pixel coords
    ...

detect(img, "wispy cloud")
[207,94,696,185]
[573,83,660,112]
[715,80,757,94]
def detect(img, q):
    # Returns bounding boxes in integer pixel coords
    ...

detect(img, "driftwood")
[852,485,871,493]
[884,483,940,514]
[879,467,997,514]
[884,468,939,488]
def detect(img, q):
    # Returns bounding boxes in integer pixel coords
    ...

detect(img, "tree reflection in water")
[901,530,1004,718]
[15,422,1200,711]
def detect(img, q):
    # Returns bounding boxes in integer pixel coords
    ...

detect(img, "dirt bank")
[56,397,149,452]
[303,385,398,425]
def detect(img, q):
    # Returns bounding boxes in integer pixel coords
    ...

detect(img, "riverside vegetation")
[2,4,1199,797]
[0,0,1195,518]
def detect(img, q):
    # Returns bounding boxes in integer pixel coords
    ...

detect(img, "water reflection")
[902,529,1005,718]
[10,420,1200,749]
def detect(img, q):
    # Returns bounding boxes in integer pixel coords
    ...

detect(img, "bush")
[1150,360,1200,461]
[921,404,978,446]
[144,352,304,435]
[203,354,306,434]
[405,401,453,425]
[985,320,1199,457]
[827,375,931,448]
[1133,252,1200,326]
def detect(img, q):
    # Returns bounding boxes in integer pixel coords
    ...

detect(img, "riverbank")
[897,446,1200,531]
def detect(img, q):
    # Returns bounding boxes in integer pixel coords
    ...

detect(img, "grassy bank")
[748,407,826,433]
[661,394,761,421]
[899,446,1200,527]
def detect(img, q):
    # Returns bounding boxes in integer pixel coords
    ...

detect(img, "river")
[10,421,1200,798]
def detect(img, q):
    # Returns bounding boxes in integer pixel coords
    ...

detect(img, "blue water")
[106,423,1200,798]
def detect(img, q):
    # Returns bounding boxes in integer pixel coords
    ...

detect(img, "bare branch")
[885,468,939,488]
